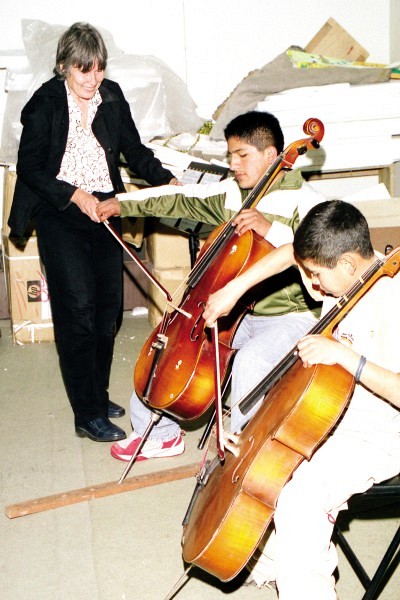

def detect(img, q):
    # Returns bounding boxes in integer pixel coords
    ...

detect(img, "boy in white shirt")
[203,199,400,599]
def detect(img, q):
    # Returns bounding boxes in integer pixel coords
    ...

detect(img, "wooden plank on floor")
[5,462,199,519]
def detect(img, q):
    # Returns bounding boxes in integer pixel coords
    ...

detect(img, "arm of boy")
[97,197,121,219]
[203,243,296,326]
[233,208,272,237]
[297,335,400,408]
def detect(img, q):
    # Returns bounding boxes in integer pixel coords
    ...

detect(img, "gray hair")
[53,22,107,79]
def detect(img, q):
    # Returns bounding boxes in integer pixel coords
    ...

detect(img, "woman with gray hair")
[8,22,178,442]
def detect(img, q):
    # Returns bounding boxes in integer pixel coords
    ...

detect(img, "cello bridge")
[154,333,168,349]
[222,432,240,457]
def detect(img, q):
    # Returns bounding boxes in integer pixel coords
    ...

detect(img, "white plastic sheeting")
[0,19,203,164]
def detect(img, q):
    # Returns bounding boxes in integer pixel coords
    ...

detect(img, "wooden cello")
[133,118,324,421]
[181,247,400,581]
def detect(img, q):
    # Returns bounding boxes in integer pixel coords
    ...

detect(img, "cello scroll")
[279,117,323,164]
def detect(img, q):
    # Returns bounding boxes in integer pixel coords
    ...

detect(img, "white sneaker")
[111,431,185,462]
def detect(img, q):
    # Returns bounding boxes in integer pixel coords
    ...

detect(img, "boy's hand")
[297,335,341,368]
[96,198,121,221]
[233,209,271,237]
[203,280,242,326]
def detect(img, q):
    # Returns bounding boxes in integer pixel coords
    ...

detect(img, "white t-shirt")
[324,271,400,449]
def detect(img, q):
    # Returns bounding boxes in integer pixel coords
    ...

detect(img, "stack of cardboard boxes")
[2,167,54,343]
[352,199,400,254]
[146,222,205,328]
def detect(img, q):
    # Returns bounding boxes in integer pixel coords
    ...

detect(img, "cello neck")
[187,118,325,289]
[186,154,286,289]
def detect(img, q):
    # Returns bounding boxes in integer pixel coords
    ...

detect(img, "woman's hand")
[71,189,100,222]
[169,177,183,186]
[96,198,121,221]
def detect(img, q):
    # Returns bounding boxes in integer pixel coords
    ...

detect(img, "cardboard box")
[147,267,190,328]
[122,217,145,248]
[352,199,400,254]
[121,183,145,248]
[0,259,9,320]
[305,17,369,62]
[123,257,151,311]
[147,222,205,269]
[2,233,54,343]
[2,167,18,238]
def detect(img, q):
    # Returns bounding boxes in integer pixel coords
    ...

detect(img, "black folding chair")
[333,475,400,599]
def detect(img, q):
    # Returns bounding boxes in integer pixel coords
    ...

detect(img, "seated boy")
[203,200,400,599]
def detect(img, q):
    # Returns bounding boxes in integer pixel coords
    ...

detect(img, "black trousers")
[35,195,123,425]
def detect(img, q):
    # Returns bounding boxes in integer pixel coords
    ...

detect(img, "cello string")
[157,279,192,332]
[186,155,286,288]
[189,152,287,280]
[155,281,248,433]
[236,253,392,418]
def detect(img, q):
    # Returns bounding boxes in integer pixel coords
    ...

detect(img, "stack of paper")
[256,81,400,171]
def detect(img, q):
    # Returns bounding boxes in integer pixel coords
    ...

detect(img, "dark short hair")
[293,200,374,268]
[53,22,107,79]
[224,111,284,153]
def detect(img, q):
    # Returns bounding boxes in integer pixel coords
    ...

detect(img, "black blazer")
[8,76,173,237]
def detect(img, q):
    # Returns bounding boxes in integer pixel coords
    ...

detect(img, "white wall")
[0,0,397,118]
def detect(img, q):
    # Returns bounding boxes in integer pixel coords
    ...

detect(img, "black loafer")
[108,400,125,418]
[75,417,126,442]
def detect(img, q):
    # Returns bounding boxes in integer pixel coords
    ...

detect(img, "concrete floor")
[0,313,399,600]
